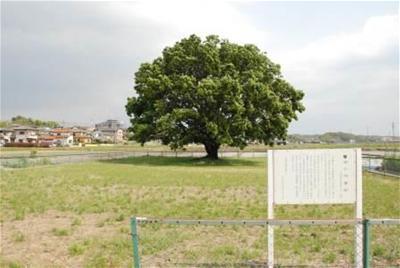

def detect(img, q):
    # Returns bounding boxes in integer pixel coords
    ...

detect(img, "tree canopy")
[126,34,305,159]
[0,115,60,128]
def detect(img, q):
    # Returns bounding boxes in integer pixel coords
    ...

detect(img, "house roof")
[0,128,13,132]
[39,136,56,140]
[39,135,65,140]
[12,125,36,131]
[75,134,91,138]
[51,128,72,133]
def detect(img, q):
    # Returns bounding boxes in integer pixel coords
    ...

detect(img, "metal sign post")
[267,150,274,268]
[267,148,362,268]
[355,149,363,268]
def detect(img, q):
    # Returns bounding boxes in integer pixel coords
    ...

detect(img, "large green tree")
[126,35,305,159]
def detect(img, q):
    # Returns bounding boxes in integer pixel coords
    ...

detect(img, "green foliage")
[52,228,69,236]
[115,213,125,222]
[85,237,131,267]
[382,154,400,174]
[289,132,386,144]
[38,157,52,165]
[126,34,305,158]
[68,243,86,256]
[1,115,60,128]
[320,132,357,143]
[0,121,10,128]
[373,244,385,257]
[322,252,336,263]
[30,150,37,158]
[7,262,23,268]
[12,231,25,242]
[2,157,51,168]
[212,245,236,258]
[71,218,82,227]
[2,158,29,168]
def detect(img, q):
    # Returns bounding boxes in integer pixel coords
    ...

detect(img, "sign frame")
[267,148,363,268]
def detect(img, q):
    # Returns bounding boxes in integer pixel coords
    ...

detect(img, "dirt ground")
[1,210,128,267]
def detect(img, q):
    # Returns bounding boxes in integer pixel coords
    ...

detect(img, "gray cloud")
[1,2,398,135]
[1,2,172,125]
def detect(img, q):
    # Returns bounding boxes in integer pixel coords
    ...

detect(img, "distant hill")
[0,115,60,129]
[288,132,397,144]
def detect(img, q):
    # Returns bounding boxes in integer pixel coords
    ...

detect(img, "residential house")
[95,119,123,130]
[49,128,74,146]
[94,120,125,143]
[38,135,58,147]
[71,127,92,145]
[11,126,38,144]
[0,128,13,146]
[38,135,73,147]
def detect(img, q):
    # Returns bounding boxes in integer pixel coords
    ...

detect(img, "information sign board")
[272,149,357,204]
[267,148,362,268]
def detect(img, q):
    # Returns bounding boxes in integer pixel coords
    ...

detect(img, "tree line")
[0,115,60,128]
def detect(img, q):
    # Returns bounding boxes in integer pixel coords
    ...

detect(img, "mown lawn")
[1,157,399,267]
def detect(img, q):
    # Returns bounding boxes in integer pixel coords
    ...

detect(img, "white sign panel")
[267,148,363,268]
[271,149,359,204]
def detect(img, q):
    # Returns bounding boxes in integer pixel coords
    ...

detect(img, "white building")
[0,128,13,146]
[94,120,125,143]
[11,126,38,144]
[92,129,124,143]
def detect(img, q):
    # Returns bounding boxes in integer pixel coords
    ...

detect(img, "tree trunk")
[204,142,220,160]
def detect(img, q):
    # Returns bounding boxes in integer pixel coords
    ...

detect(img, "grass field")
[1,157,399,267]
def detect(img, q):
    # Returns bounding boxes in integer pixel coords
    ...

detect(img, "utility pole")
[392,122,395,141]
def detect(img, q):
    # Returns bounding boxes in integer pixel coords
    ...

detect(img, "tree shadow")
[100,156,262,167]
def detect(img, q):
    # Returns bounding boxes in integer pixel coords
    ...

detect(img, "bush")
[30,150,38,158]
[3,158,29,168]
[68,243,85,256]
[52,228,69,236]
[2,157,52,168]
[323,252,336,263]
[12,231,25,242]
[37,157,51,165]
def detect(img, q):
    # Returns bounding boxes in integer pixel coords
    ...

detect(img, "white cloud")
[103,1,266,48]
[272,14,399,135]
[276,14,398,70]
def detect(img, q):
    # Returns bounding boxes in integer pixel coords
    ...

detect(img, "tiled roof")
[39,135,65,140]
[12,126,36,130]
[51,128,72,133]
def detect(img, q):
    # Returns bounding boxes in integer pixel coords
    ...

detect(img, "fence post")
[363,219,370,268]
[130,217,141,268]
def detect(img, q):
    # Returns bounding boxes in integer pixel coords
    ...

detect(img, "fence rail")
[130,217,400,268]
[136,218,364,226]
[1,150,399,176]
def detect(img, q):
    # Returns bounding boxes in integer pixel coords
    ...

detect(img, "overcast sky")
[1,1,399,135]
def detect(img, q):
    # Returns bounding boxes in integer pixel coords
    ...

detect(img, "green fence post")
[130,217,141,268]
[363,219,370,268]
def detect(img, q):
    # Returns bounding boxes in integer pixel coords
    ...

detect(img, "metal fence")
[366,219,400,267]
[129,217,400,267]
[362,154,400,177]
[1,150,399,176]
[0,151,208,167]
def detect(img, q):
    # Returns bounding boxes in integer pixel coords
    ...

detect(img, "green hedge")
[382,155,400,174]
